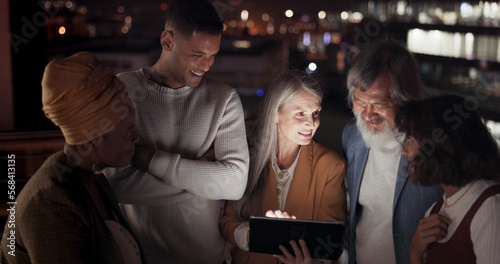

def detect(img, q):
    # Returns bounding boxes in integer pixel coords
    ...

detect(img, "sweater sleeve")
[147,89,249,200]
[105,88,249,203]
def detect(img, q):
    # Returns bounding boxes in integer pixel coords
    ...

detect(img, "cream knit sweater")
[105,69,249,264]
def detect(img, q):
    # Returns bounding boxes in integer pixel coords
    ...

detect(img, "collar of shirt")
[271,147,302,210]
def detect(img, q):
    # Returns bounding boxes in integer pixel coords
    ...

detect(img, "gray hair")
[233,69,322,221]
[347,39,425,106]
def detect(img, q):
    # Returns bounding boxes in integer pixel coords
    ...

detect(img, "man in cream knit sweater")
[104,1,249,263]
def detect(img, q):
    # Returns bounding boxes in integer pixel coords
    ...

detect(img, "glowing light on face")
[277,91,321,147]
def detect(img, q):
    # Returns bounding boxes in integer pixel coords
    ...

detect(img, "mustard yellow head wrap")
[42,52,131,145]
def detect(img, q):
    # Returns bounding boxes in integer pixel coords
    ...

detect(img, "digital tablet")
[249,216,345,260]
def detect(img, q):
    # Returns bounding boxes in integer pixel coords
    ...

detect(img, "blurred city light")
[262,13,270,22]
[306,62,317,74]
[58,26,66,35]
[232,40,251,48]
[303,31,311,46]
[341,11,349,20]
[256,89,264,97]
[241,10,249,21]
[318,11,326,20]
[323,32,331,46]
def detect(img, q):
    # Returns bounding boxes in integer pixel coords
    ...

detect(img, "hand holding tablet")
[248,211,345,261]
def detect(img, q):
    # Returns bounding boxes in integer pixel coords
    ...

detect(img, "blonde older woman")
[221,70,347,264]
[0,52,145,264]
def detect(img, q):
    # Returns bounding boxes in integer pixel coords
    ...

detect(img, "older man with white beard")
[341,39,443,264]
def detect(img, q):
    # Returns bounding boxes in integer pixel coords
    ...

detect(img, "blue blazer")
[341,119,443,264]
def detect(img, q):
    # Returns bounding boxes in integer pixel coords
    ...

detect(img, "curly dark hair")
[395,95,500,187]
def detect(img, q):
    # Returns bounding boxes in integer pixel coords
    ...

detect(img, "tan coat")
[0,151,146,264]
[221,140,347,264]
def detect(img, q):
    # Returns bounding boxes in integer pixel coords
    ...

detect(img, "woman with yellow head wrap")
[0,52,146,264]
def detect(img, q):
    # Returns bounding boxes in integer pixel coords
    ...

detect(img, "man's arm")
[105,89,249,203]
[148,90,249,199]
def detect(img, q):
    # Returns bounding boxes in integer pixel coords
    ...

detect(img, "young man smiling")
[104,1,249,263]
[341,39,443,264]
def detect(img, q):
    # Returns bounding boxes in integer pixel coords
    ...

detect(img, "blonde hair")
[233,69,322,220]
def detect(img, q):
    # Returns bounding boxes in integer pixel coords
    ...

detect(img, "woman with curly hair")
[395,95,500,264]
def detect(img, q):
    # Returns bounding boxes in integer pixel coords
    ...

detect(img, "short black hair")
[164,0,223,39]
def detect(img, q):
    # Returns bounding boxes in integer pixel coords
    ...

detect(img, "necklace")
[444,181,476,208]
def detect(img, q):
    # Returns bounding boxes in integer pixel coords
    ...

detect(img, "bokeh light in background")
[241,10,249,21]
[3,0,500,139]
[318,11,326,20]
[306,62,317,74]
[256,89,264,97]
[58,26,66,35]
[117,5,125,13]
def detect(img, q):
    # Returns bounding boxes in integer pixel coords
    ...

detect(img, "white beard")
[354,111,403,150]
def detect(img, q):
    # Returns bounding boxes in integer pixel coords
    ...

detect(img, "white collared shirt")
[234,147,302,251]
[271,147,301,210]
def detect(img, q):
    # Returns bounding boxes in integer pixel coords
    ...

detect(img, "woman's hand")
[267,211,326,264]
[409,213,452,264]
[274,239,319,264]
[265,209,296,219]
